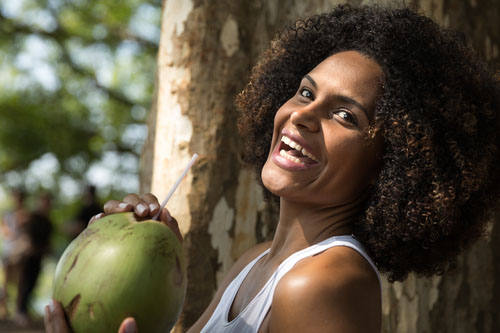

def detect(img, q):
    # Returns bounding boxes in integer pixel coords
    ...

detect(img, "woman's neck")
[267,197,364,261]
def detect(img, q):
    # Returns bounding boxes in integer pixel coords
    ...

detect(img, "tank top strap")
[200,248,271,333]
[276,235,381,286]
[221,248,271,307]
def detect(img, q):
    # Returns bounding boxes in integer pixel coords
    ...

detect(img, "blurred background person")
[64,185,101,240]
[15,193,53,327]
[0,189,30,318]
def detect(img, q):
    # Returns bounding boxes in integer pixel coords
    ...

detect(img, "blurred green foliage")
[0,0,161,249]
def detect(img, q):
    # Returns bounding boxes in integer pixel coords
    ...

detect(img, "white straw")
[153,153,199,220]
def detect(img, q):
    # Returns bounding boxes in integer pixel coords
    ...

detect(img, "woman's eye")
[298,88,313,99]
[333,110,358,126]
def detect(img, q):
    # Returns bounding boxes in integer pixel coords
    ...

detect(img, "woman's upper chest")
[228,255,278,322]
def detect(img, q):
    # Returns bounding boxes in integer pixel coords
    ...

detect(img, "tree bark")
[140,0,500,331]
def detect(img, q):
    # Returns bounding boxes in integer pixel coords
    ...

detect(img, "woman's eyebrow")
[304,74,318,89]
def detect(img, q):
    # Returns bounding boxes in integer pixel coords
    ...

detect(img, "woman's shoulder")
[278,244,380,297]
[269,245,381,332]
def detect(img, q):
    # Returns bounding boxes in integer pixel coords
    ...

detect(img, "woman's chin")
[262,174,298,199]
[262,162,305,197]
[262,165,286,194]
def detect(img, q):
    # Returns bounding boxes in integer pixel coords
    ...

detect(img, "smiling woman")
[44,3,500,333]
[237,4,500,285]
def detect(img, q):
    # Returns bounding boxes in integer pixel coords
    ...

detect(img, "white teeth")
[280,135,318,162]
[302,148,316,160]
[280,149,305,165]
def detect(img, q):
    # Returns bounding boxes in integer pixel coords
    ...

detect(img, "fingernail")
[119,203,129,209]
[137,204,147,214]
[165,210,173,222]
[89,213,103,225]
[149,203,158,212]
[49,299,55,312]
[124,319,138,333]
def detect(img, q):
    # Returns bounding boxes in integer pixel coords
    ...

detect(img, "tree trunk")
[140,0,500,331]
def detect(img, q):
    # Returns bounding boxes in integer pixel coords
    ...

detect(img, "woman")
[45,4,500,333]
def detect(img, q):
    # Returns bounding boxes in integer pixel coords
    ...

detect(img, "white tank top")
[201,235,380,333]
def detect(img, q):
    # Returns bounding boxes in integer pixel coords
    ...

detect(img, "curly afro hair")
[236,4,500,282]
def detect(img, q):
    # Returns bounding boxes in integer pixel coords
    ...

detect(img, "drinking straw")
[153,153,199,220]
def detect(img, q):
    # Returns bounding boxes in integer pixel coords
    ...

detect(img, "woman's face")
[261,50,384,207]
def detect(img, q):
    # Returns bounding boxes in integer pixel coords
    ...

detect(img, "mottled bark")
[140,0,499,331]
[380,1,500,332]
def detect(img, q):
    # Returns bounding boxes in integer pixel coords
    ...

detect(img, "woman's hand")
[90,193,183,243]
[44,300,70,333]
[45,299,139,333]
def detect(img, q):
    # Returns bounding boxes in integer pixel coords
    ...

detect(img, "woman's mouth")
[279,135,318,164]
[272,134,319,170]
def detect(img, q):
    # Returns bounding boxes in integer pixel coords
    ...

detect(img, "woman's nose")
[290,105,320,132]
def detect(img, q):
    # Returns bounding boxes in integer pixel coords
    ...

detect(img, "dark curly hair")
[236,4,500,282]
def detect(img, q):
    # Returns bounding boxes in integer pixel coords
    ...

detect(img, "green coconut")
[52,212,186,332]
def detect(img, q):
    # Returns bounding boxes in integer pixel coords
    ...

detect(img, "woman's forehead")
[308,51,382,82]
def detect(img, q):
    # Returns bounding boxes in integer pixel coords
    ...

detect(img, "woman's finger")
[118,317,138,333]
[141,193,161,216]
[123,194,150,218]
[161,208,183,243]
[44,300,70,333]
[88,212,105,225]
[104,199,133,215]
